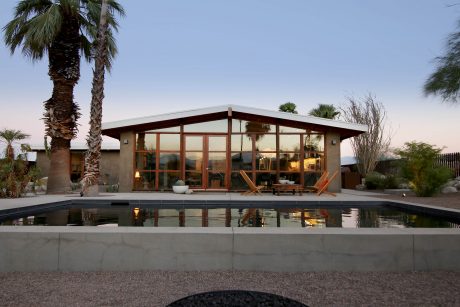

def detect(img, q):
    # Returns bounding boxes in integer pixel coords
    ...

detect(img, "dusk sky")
[1,0,460,157]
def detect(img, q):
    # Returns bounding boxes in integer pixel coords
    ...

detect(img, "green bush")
[365,172,385,189]
[395,142,452,197]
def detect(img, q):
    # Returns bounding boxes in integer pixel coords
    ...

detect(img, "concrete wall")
[325,132,341,192]
[1,227,459,272]
[118,131,135,192]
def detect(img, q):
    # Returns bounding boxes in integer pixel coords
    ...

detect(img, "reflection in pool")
[1,205,459,228]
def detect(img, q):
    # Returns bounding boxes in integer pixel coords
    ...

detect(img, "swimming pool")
[1,202,459,228]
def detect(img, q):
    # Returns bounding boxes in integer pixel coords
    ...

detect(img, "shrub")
[394,142,452,197]
[365,172,385,190]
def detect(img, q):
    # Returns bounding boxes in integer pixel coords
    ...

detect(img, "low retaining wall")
[0,227,459,272]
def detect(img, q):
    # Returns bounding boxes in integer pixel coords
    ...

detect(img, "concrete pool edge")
[0,226,459,272]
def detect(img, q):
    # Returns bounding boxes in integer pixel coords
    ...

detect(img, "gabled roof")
[102,104,367,140]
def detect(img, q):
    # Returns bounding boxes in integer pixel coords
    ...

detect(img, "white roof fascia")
[102,104,367,133]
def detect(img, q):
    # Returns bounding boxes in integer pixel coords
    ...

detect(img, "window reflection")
[279,135,300,152]
[280,153,301,171]
[185,152,202,171]
[135,152,156,171]
[231,135,252,151]
[184,120,227,132]
[159,134,180,151]
[185,136,202,151]
[279,126,305,133]
[256,135,276,152]
[304,134,324,152]
[208,136,226,151]
[158,172,180,189]
[159,153,180,170]
[136,133,156,150]
[231,152,252,170]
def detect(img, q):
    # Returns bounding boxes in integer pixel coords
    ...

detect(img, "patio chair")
[239,170,264,195]
[316,170,339,196]
[304,171,329,193]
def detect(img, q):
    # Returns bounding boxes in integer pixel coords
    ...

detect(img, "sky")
[1,0,460,158]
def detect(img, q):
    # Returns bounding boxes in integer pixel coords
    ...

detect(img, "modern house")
[101,105,367,193]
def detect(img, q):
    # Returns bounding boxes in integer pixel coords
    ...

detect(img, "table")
[272,183,304,196]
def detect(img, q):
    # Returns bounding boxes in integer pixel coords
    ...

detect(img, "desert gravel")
[0,270,459,306]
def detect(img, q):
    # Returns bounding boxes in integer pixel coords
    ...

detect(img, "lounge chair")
[304,171,329,193]
[239,170,264,195]
[316,170,339,196]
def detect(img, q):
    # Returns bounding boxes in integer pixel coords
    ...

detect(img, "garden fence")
[436,152,460,178]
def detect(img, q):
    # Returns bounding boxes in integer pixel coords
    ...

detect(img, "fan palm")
[3,0,124,194]
[308,104,340,119]
[0,129,30,161]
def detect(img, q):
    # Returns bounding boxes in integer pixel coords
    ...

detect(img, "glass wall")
[133,119,325,191]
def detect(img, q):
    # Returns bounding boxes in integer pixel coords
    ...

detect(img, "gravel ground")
[1,270,459,306]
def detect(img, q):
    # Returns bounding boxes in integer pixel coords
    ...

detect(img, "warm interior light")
[134,170,140,178]
[133,207,140,218]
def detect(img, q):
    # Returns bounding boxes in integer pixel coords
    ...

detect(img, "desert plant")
[341,93,391,177]
[395,142,452,197]
[174,180,185,186]
[365,172,386,190]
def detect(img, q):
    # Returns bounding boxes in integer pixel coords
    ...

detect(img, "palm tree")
[279,102,298,114]
[81,0,109,196]
[3,0,124,194]
[0,129,30,161]
[308,104,340,119]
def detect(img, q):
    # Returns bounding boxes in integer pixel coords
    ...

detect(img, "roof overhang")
[102,104,367,140]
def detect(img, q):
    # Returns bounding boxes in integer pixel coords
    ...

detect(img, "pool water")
[1,205,459,228]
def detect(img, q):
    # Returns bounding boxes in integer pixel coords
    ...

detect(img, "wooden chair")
[316,170,339,196]
[239,170,264,195]
[304,171,329,193]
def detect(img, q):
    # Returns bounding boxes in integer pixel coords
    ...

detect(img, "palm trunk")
[82,0,109,196]
[44,13,81,194]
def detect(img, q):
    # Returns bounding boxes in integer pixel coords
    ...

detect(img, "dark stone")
[167,290,308,307]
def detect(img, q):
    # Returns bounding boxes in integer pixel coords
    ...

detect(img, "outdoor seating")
[304,171,329,193]
[239,170,264,195]
[316,170,339,196]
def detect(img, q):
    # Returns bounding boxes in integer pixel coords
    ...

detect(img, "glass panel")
[279,134,300,152]
[231,134,252,151]
[185,172,202,187]
[304,172,323,187]
[159,134,180,151]
[146,126,180,132]
[158,172,180,189]
[255,134,276,152]
[185,152,203,171]
[279,126,306,133]
[304,134,324,152]
[159,153,180,170]
[208,153,226,171]
[208,136,226,151]
[134,171,155,190]
[279,172,301,184]
[136,133,156,150]
[231,152,252,170]
[184,120,228,132]
[280,153,301,171]
[185,136,202,151]
[230,171,249,190]
[255,153,276,171]
[255,173,275,188]
[135,152,156,171]
[232,119,275,134]
[303,153,324,172]
[208,172,225,188]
